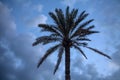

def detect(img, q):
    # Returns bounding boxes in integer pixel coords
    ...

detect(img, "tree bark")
[65,46,71,80]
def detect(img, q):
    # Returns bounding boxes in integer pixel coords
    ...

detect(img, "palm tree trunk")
[65,46,71,80]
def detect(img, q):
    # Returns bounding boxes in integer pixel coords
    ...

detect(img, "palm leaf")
[74,10,87,27]
[71,29,99,39]
[58,9,65,27]
[49,34,62,38]
[54,47,64,74]
[86,47,111,59]
[79,19,94,29]
[65,6,70,28]
[70,11,89,33]
[79,30,99,37]
[67,9,78,34]
[76,37,91,41]
[71,9,78,20]
[87,25,95,30]
[49,12,60,26]
[80,30,99,37]
[71,19,94,38]
[49,11,65,35]
[37,44,61,68]
[32,36,61,46]
[38,24,62,37]
[66,6,69,20]
[72,41,88,47]
[73,44,87,59]
[55,8,65,32]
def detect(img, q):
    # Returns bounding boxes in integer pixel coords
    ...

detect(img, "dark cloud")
[103,45,120,80]
[0,2,16,39]
[0,1,54,80]
[88,0,120,42]
[70,58,101,80]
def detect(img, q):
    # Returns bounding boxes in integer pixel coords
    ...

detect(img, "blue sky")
[0,0,120,80]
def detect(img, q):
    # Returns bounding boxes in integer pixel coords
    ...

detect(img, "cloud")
[102,45,120,80]
[22,2,43,13]
[61,0,79,7]
[0,1,54,80]
[33,4,43,12]
[69,57,101,80]
[26,14,47,27]
[0,1,16,38]
[22,2,47,27]
[8,1,45,28]
[61,0,89,7]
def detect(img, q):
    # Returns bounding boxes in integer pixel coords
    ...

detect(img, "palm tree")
[32,6,111,80]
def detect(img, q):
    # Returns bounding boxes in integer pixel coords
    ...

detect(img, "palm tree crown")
[33,6,111,80]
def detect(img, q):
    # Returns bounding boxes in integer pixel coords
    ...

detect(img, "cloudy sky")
[0,0,120,80]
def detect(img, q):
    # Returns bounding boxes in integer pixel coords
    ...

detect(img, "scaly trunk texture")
[65,46,71,80]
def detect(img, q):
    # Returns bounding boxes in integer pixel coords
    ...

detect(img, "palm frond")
[80,30,99,37]
[70,9,78,20]
[73,44,87,59]
[71,19,94,38]
[55,8,65,32]
[49,34,62,38]
[49,11,65,35]
[49,8,65,36]
[56,9,65,27]
[83,31,99,37]
[72,41,88,47]
[65,6,70,26]
[71,29,99,39]
[37,44,61,68]
[86,47,111,59]
[70,11,89,33]
[74,11,87,26]
[79,30,99,38]
[32,36,61,46]
[67,8,78,34]
[49,12,60,25]
[76,37,91,41]
[79,19,94,29]
[38,24,62,37]
[87,25,95,30]
[54,47,64,74]
[66,6,69,19]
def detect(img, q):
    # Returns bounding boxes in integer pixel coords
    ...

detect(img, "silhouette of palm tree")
[32,6,111,80]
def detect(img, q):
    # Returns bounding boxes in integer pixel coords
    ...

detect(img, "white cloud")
[0,1,53,80]
[0,1,16,38]
[27,14,47,27]
[33,4,43,12]
[61,0,78,7]
[108,61,119,72]
[61,0,89,7]
[23,2,43,12]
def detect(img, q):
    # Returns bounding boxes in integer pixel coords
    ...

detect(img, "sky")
[0,0,120,80]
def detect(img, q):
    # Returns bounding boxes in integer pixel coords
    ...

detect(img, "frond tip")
[73,45,87,59]
[53,47,64,74]
[86,47,111,59]
[37,44,61,68]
